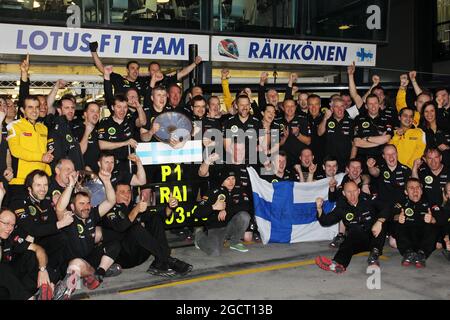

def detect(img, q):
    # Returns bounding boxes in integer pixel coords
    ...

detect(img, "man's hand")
[20,54,30,74]
[315,197,324,209]
[84,121,96,134]
[292,86,299,95]
[57,211,74,229]
[413,158,423,171]
[68,171,79,188]
[409,71,417,81]
[367,158,377,169]
[372,220,383,238]
[150,122,161,135]
[212,198,226,211]
[3,168,13,182]
[399,209,406,224]
[329,176,337,191]
[194,56,202,66]
[424,209,433,224]
[42,149,54,164]
[291,126,300,137]
[243,88,252,98]
[104,65,113,76]
[324,108,333,120]
[128,153,142,165]
[260,72,269,85]
[438,144,450,151]
[218,210,227,221]
[137,201,148,213]
[309,164,317,174]
[221,69,230,80]
[400,74,409,89]
[98,169,112,182]
[205,153,220,165]
[56,79,67,89]
[126,139,138,149]
[372,75,381,86]
[153,71,164,83]
[168,197,178,209]
[89,41,98,52]
[37,269,51,288]
[289,73,298,85]
[347,62,356,75]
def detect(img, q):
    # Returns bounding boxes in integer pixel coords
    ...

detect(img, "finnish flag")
[247,167,344,244]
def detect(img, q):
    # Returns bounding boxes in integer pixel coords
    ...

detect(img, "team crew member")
[367,144,411,207]
[318,97,355,172]
[315,181,387,273]
[441,182,450,260]
[352,94,393,164]
[313,155,339,180]
[390,107,426,169]
[383,178,442,267]
[223,95,263,165]
[48,158,76,206]
[101,183,192,276]
[6,96,53,204]
[12,170,73,279]
[261,151,295,183]
[307,94,326,166]
[140,86,172,143]
[279,99,311,167]
[75,102,101,172]
[97,152,146,189]
[258,104,282,160]
[90,42,147,97]
[97,94,139,173]
[195,169,251,256]
[54,171,120,297]
[412,148,448,207]
[46,95,84,171]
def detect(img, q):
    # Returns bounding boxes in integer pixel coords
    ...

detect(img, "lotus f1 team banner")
[212,36,377,67]
[0,23,209,61]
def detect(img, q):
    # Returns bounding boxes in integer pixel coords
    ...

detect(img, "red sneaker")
[82,274,101,290]
[36,283,53,300]
[315,256,346,274]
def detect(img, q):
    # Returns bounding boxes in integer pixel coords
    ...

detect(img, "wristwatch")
[39,266,47,272]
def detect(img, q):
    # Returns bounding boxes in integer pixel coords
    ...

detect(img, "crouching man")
[315,181,387,273]
[194,169,251,256]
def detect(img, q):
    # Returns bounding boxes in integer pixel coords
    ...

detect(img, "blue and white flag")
[136,140,203,165]
[247,167,344,244]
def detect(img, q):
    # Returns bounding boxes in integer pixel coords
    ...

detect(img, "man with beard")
[101,183,192,276]
[12,170,73,283]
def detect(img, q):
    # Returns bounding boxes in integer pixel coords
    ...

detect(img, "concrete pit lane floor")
[73,240,450,300]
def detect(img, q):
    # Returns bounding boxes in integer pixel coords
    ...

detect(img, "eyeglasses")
[0,220,15,228]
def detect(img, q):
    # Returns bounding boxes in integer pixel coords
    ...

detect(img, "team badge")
[28,206,36,216]
[405,208,414,217]
[345,213,354,221]
[424,176,433,184]
[108,127,116,135]
[328,122,335,129]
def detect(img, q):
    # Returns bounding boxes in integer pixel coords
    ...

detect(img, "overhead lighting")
[338,25,352,30]
[157,0,169,3]
[33,1,40,8]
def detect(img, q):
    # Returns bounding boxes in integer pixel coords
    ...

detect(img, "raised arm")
[409,71,423,96]
[98,170,116,216]
[89,42,105,74]
[177,56,202,80]
[128,154,146,186]
[46,79,66,115]
[347,62,364,109]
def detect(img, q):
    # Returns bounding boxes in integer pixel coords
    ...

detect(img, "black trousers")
[37,233,71,280]
[395,223,438,258]
[0,263,31,300]
[334,226,387,268]
[84,240,121,268]
[116,216,171,269]
[10,251,59,296]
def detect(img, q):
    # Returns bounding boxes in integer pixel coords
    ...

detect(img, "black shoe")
[104,263,122,277]
[147,263,176,277]
[329,233,345,248]
[415,250,426,268]
[401,250,416,267]
[253,231,261,243]
[367,248,380,266]
[168,257,193,275]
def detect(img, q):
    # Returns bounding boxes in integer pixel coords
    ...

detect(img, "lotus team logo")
[405,208,414,217]
[218,194,226,202]
[218,39,239,60]
[424,176,433,184]
[346,213,354,221]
